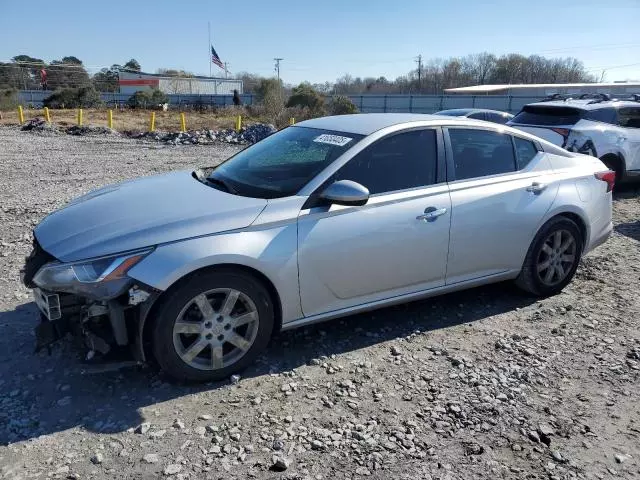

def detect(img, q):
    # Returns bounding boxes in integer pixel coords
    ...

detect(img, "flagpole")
[208,21,212,78]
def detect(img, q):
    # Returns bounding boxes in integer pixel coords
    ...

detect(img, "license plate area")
[33,288,62,321]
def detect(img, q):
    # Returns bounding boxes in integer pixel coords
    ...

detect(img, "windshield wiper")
[206,176,238,194]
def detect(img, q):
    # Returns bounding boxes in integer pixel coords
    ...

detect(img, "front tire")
[515,216,583,296]
[152,270,274,383]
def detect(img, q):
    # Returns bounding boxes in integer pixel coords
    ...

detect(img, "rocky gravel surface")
[0,126,639,479]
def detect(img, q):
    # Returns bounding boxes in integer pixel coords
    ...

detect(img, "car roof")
[525,99,640,111]
[437,108,512,116]
[297,113,479,135]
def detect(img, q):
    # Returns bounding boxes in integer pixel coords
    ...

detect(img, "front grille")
[22,236,55,288]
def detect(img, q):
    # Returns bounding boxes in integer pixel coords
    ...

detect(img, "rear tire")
[515,216,583,296]
[152,270,274,383]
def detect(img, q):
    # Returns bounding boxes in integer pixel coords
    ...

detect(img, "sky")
[1,0,639,85]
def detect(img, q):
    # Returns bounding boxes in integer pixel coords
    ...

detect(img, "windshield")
[208,126,363,199]
[511,106,583,126]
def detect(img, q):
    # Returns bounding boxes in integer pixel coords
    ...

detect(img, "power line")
[538,42,640,53]
[584,62,640,72]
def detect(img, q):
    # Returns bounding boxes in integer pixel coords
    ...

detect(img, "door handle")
[526,182,547,194]
[417,207,447,222]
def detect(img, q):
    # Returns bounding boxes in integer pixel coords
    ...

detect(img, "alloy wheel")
[536,229,577,286]
[172,288,259,371]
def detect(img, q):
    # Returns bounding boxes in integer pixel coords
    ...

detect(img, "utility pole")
[415,55,422,93]
[599,69,606,83]
[274,58,283,83]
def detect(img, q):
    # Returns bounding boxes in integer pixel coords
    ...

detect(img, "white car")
[24,114,614,382]
[508,94,640,181]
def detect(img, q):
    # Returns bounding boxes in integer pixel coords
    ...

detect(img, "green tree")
[286,83,325,114]
[123,58,141,71]
[47,57,90,89]
[5,55,45,89]
[92,64,121,92]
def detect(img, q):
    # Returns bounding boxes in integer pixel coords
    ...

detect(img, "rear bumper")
[586,220,613,254]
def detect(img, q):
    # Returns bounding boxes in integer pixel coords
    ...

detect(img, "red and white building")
[118,70,242,95]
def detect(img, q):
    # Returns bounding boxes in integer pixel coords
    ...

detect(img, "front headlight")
[33,248,153,300]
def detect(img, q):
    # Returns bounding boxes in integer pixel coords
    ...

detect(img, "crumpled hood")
[35,170,267,262]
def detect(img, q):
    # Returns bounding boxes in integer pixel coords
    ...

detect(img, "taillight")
[551,128,570,138]
[595,170,616,192]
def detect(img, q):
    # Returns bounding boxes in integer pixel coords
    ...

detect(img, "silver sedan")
[24,114,614,382]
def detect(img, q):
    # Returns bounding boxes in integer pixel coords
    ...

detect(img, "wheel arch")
[536,209,589,253]
[599,152,626,179]
[138,263,283,364]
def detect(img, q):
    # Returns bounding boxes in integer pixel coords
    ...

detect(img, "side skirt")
[281,270,518,331]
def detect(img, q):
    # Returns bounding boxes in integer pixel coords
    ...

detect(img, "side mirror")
[319,180,369,206]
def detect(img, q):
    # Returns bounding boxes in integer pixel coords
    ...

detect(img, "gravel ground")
[0,126,638,480]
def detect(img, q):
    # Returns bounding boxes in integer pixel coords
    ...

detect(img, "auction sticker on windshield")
[313,134,353,147]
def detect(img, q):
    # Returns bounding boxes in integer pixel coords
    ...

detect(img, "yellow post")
[17,105,24,125]
[235,115,242,132]
[44,107,51,124]
[77,108,83,126]
[150,111,156,132]
[289,117,295,125]
[107,109,113,129]
[180,112,186,132]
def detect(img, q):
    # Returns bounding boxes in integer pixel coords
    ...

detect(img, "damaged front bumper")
[32,285,158,363]
[24,238,160,363]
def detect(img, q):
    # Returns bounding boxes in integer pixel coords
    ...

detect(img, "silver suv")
[508,94,640,181]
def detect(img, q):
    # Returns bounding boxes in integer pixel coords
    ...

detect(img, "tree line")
[1,52,596,96]
[0,55,142,92]
[241,53,596,95]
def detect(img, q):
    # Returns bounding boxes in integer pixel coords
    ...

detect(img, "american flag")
[211,45,224,69]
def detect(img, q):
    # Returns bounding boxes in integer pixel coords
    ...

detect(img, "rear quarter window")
[583,108,617,125]
[618,107,640,128]
[511,106,583,126]
[513,137,539,170]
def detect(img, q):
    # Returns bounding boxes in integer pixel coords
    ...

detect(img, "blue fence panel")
[17,90,545,113]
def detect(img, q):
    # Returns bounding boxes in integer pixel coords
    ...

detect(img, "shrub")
[274,106,316,129]
[150,88,168,105]
[44,86,102,108]
[286,83,325,115]
[127,89,168,109]
[127,91,152,109]
[329,95,358,115]
[0,88,18,110]
[255,78,284,123]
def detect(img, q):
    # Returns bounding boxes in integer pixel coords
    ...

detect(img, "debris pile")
[21,118,118,136]
[127,123,277,146]
[20,119,276,145]
[66,125,119,136]
[19,118,59,134]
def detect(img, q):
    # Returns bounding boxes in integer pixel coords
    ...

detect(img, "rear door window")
[448,129,516,180]
[511,106,583,126]
[618,108,640,128]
